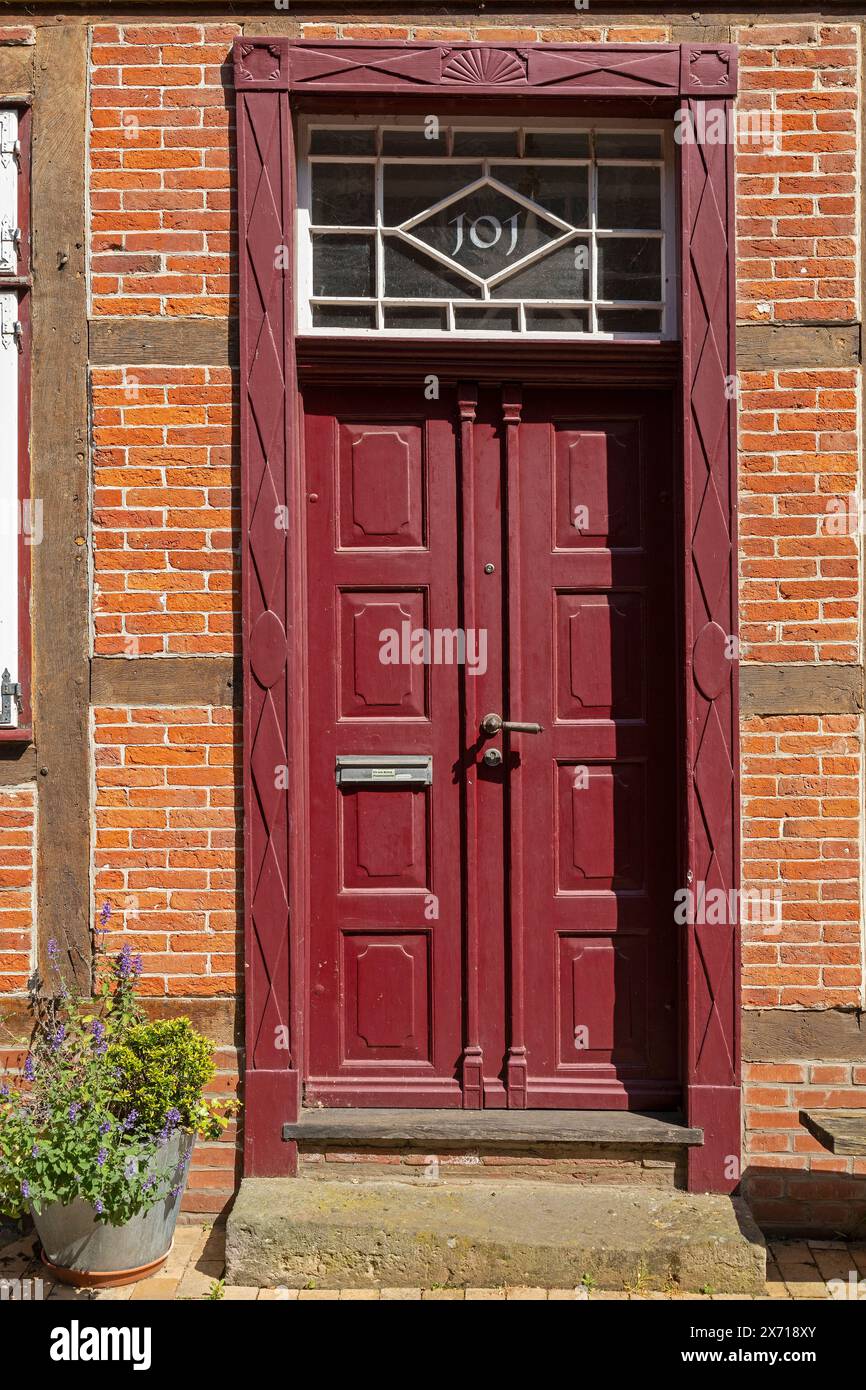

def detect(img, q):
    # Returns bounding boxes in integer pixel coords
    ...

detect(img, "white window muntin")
[297,115,678,340]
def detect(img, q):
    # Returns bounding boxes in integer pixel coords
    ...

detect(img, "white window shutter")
[0,108,19,726]
[0,109,18,274]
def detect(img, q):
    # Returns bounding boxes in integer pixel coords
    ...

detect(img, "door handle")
[480,712,544,737]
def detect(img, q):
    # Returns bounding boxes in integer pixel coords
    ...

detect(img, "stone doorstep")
[287,1108,699,1188]
[282,1108,703,1148]
[225,1178,766,1295]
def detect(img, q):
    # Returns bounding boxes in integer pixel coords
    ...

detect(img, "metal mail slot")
[335,755,432,787]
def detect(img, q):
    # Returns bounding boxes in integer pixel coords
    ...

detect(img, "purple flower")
[122,1109,138,1132]
[31,1144,38,1158]
[97,1148,108,1167]
[99,901,111,927]
[46,938,59,963]
[20,1180,29,1199]
[90,1020,107,1055]
[94,1199,104,1215]
[99,1120,111,1136]
[0,1082,9,1099]
[68,1101,81,1122]
[157,1107,182,1144]
[49,1025,65,1051]
[22,1056,34,1082]
[116,942,143,980]
[124,1159,136,1178]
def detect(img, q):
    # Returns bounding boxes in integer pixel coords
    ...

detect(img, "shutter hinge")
[0,217,20,273]
[0,669,21,725]
[0,296,21,351]
[0,112,19,169]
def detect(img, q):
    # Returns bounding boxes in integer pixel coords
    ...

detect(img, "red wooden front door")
[302,379,679,1110]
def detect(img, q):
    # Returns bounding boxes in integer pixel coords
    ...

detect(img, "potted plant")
[0,906,236,1288]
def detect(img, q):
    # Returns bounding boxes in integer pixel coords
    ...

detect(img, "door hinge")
[0,296,21,351]
[0,669,21,725]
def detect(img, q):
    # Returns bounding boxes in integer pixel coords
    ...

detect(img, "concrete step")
[226,1178,766,1293]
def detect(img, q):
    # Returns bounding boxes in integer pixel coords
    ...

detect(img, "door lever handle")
[480,712,544,737]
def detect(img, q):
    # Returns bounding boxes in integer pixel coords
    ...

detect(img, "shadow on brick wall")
[743,1164,866,1239]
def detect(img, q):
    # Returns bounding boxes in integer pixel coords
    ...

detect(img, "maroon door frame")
[233,37,740,1193]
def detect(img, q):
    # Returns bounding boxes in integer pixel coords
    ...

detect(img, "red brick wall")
[91,365,238,657]
[745,1064,866,1233]
[734,20,865,1233]
[92,703,241,1210]
[0,790,35,996]
[90,22,239,319]
[736,22,858,324]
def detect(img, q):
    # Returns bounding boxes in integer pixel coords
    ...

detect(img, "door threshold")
[283,1108,702,1148]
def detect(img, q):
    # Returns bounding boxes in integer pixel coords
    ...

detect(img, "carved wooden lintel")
[233,39,737,99]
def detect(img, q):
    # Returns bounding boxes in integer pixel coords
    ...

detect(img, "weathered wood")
[31,25,90,990]
[89,316,236,367]
[86,316,861,372]
[0,995,240,1047]
[670,23,732,43]
[91,655,239,707]
[283,1108,703,1148]
[0,744,35,784]
[737,323,860,370]
[0,42,34,98]
[740,663,863,716]
[744,1008,865,1063]
[800,1109,866,1157]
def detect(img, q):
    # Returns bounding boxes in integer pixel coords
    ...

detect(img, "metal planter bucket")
[31,1130,194,1288]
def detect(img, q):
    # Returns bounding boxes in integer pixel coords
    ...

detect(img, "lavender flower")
[99,901,111,927]
[116,942,143,980]
[96,1148,108,1167]
[94,1199,104,1215]
[90,1019,107,1055]
[122,1109,138,1132]
[46,938,60,963]
[157,1106,182,1144]
[49,1025,65,1051]
[0,1082,9,1099]
[31,1144,38,1158]
[22,1056,34,1082]
[68,1101,81,1122]
[20,1180,29,1199]
[99,1120,111,1136]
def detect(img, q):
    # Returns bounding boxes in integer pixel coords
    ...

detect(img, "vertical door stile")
[458,382,483,1108]
[502,383,528,1109]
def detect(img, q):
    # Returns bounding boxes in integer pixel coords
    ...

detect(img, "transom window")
[297,118,676,339]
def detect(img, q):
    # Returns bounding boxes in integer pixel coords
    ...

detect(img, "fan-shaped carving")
[442,47,527,85]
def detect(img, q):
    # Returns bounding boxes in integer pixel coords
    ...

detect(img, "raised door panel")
[516,390,679,1106]
[304,387,462,1106]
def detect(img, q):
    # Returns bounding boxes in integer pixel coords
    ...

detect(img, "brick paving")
[2,1224,865,1301]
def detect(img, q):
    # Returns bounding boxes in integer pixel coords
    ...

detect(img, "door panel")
[513,389,679,1107]
[304,386,463,1106]
[302,379,679,1110]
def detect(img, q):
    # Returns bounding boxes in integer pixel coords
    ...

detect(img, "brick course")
[0,790,35,995]
[92,365,238,657]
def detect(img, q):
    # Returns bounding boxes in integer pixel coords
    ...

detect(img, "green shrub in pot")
[0,906,237,1282]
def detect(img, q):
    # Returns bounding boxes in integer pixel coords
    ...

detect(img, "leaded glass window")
[297,119,676,339]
